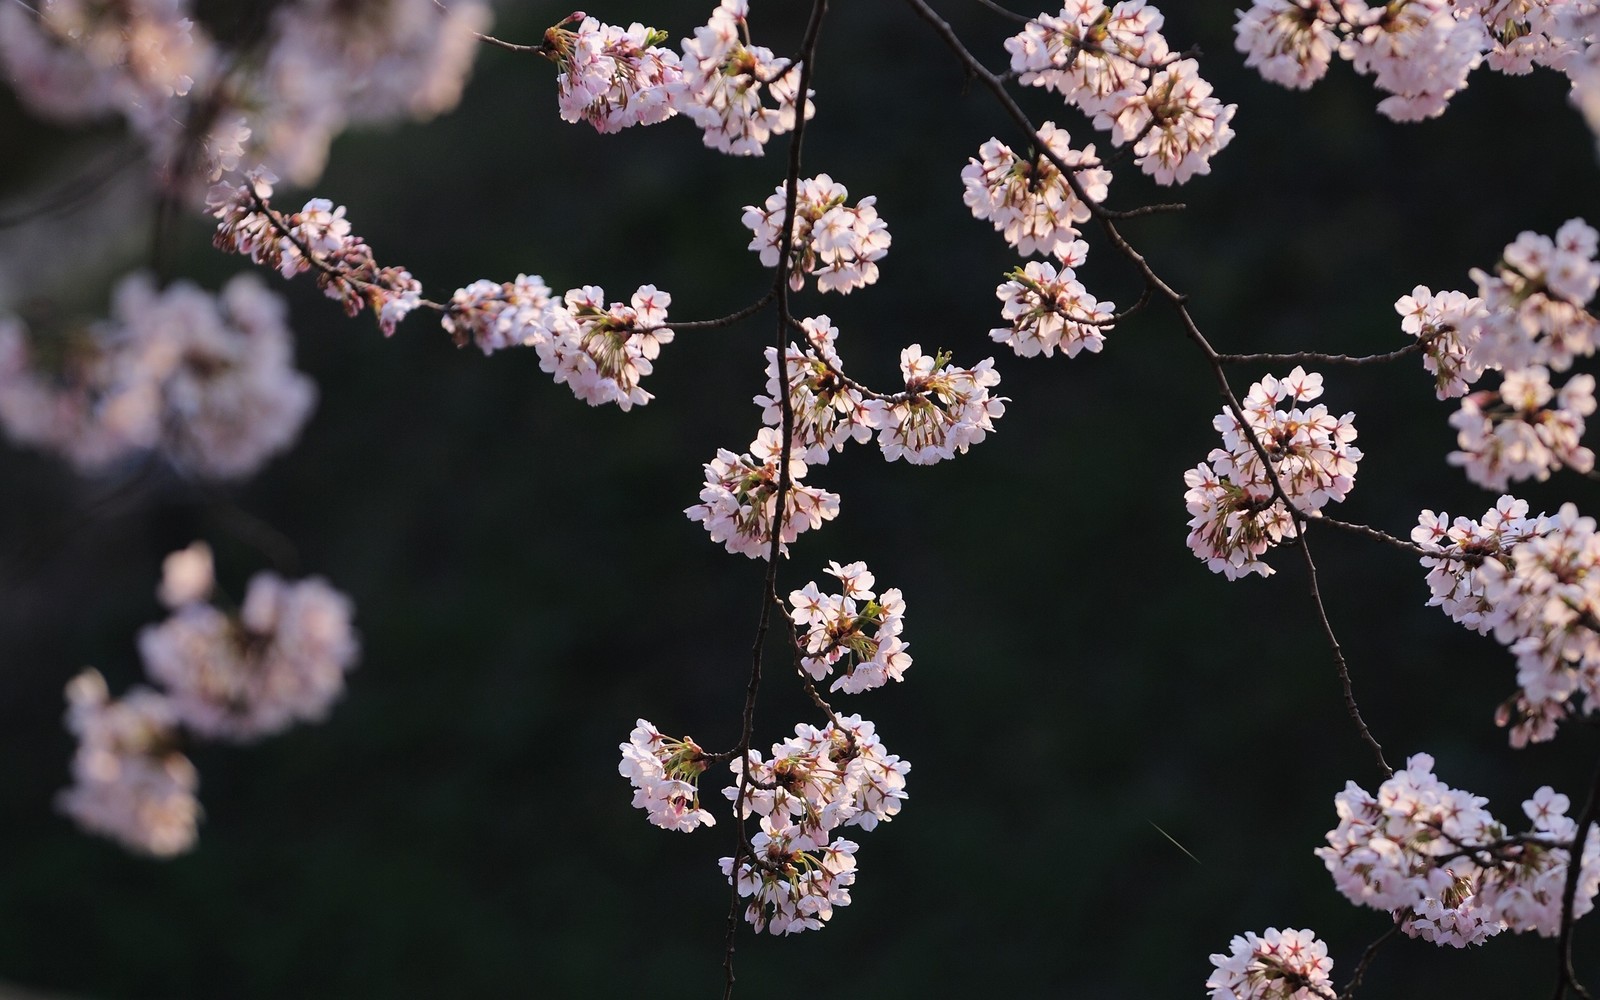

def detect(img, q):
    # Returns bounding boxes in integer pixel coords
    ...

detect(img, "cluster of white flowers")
[720,715,907,934]
[1395,284,1487,398]
[1184,367,1360,579]
[1318,753,1600,946]
[990,244,1115,359]
[58,669,201,858]
[532,285,674,411]
[209,173,424,336]
[960,123,1110,258]
[670,0,812,155]
[0,0,211,135]
[1469,218,1600,374]
[1006,4,1236,185]
[742,174,892,294]
[1447,366,1596,489]
[876,347,1007,466]
[1007,0,1169,116]
[441,275,554,356]
[0,0,488,190]
[1239,0,1600,121]
[59,544,358,852]
[139,542,360,742]
[754,316,877,463]
[544,14,682,134]
[618,720,717,833]
[233,0,489,185]
[1413,497,1600,745]
[685,427,841,559]
[1205,927,1333,1000]
[0,271,315,479]
[788,562,910,694]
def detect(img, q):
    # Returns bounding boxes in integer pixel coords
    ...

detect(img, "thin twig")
[723,4,829,995]
[1552,750,1600,999]
[1339,924,1400,1000]
[1216,342,1425,367]
[904,0,1393,777]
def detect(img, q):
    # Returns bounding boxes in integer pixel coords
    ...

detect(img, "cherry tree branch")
[1553,750,1600,1000]
[723,2,829,994]
[903,0,1393,776]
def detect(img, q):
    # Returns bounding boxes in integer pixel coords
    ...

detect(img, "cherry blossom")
[139,557,360,742]
[1447,366,1595,489]
[1234,0,1356,90]
[1185,367,1360,578]
[720,817,857,935]
[442,274,554,356]
[1394,284,1487,399]
[534,285,673,410]
[961,123,1110,258]
[1469,219,1600,374]
[1206,927,1333,1000]
[209,173,424,335]
[1005,1,1170,118]
[0,270,316,479]
[1102,57,1236,185]
[875,346,1007,465]
[754,316,880,464]
[1318,753,1600,943]
[670,0,813,155]
[787,563,911,694]
[685,427,841,558]
[57,669,201,857]
[543,14,682,133]
[618,720,717,833]
[990,245,1115,359]
[742,174,891,294]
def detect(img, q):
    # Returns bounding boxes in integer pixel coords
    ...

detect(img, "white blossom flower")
[961,124,1109,258]
[57,669,201,857]
[742,175,890,294]
[685,427,840,558]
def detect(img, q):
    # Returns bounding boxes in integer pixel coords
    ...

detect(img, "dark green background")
[1,2,1598,996]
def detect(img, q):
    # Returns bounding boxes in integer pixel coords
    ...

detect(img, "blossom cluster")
[754,317,879,463]
[1236,0,1600,121]
[209,173,424,336]
[1006,4,1236,185]
[0,271,315,479]
[961,123,1110,259]
[1184,367,1360,579]
[742,174,891,294]
[1416,498,1600,744]
[618,720,717,833]
[58,669,200,858]
[1206,926,1333,1000]
[542,4,812,156]
[619,715,910,937]
[544,14,682,133]
[788,562,911,694]
[685,427,841,559]
[752,323,1008,475]
[990,243,1116,359]
[0,0,489,190]
[1447,366,1595,489]
[213,179,682,411]
[534,285,674,411]
[1318,753,1600,945]
[720,717,907,934]
[138,542,360,741]
[58,543,358,853]
[877,346,1007,465]
[1397,221,1600,489]
[672,0,813,155]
